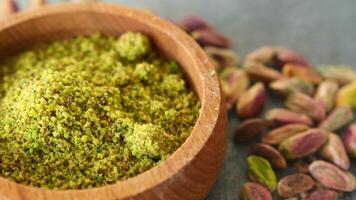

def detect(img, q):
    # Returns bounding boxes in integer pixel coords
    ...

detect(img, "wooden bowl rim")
[0,2,223,198]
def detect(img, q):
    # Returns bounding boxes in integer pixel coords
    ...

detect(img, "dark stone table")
[23,0,356,199]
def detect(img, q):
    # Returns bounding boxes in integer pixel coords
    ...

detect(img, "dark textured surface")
[19,0,356,199]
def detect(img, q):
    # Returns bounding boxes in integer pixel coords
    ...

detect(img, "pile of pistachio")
[178,16,356,200]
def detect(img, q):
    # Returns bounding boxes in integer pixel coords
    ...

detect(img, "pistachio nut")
[178,15,212,32]
[277,173,314,198]
[191,29,230,48]
[336,81,356,108]
[245,46,309,69]
[205,46,240,70]
[285,92,326,121]
[309,160,356,192]
[318,106,353,132]
[314,80,339,112]
[270,78,314,96]
[248,143,287,169]
[247,155,277,191]
[343,124,356,158]
[317,65,356,85]
[265,108,313,126]
[0,0,18,20]
[319,133,350,170]
[276,47,309,67]
[261,123,309,145]
[279,129,328,159]
[244,60,283,82]
[235,118,272,143]
[239,182,272,200]
[219,68,250,109]
[283,64,322,84]
[236,82,266,118]
[304,189,339,200]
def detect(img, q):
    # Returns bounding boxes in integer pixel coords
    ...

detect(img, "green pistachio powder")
[0,32,200,189]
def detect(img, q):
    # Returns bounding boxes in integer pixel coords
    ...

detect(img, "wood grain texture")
[0,3,227,200]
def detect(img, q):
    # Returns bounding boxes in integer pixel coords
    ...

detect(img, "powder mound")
[0,33,200,189]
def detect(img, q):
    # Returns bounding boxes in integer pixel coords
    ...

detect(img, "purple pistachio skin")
[237,82,266,118]
[285,92,326,122]
[235,118,273,143]
[245,46,309,69]
[304,190,339,200]
[244,60,283,82]
[277,173,314,198]
[319,133,350,170]
[309,160,356,192]
[343,124,356,158]
[319,106,353,132]
[191,29,230,48]
[265,108,313,127]
[248,143,287,169]
[261,123,309,145]
[279,129,328,159]
[314,80,339,112]
[239,182,272,200]
[178,15,212,32]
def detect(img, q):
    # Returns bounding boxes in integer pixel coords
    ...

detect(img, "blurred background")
[6,0,356,199]
[14,0,356,65]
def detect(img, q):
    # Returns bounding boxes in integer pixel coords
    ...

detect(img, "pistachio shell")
[261,124,309,145]
[240,182,272,200]
[336,81,356,108]
[247,155,277,191]
[279,129,328,159]
[248,143,287,169]
[319,133,350,170]
[277,173,314,198]
[319,106,353,132]
[237,82,266,118]
[309,160,356,192]
[265,108,313,126]
[285,92,326,121]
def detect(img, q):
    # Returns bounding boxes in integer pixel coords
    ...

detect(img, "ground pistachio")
[247,155,277,191]
[0,33,200,189]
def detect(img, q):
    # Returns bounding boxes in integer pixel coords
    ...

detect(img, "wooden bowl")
[0,3,227,200]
